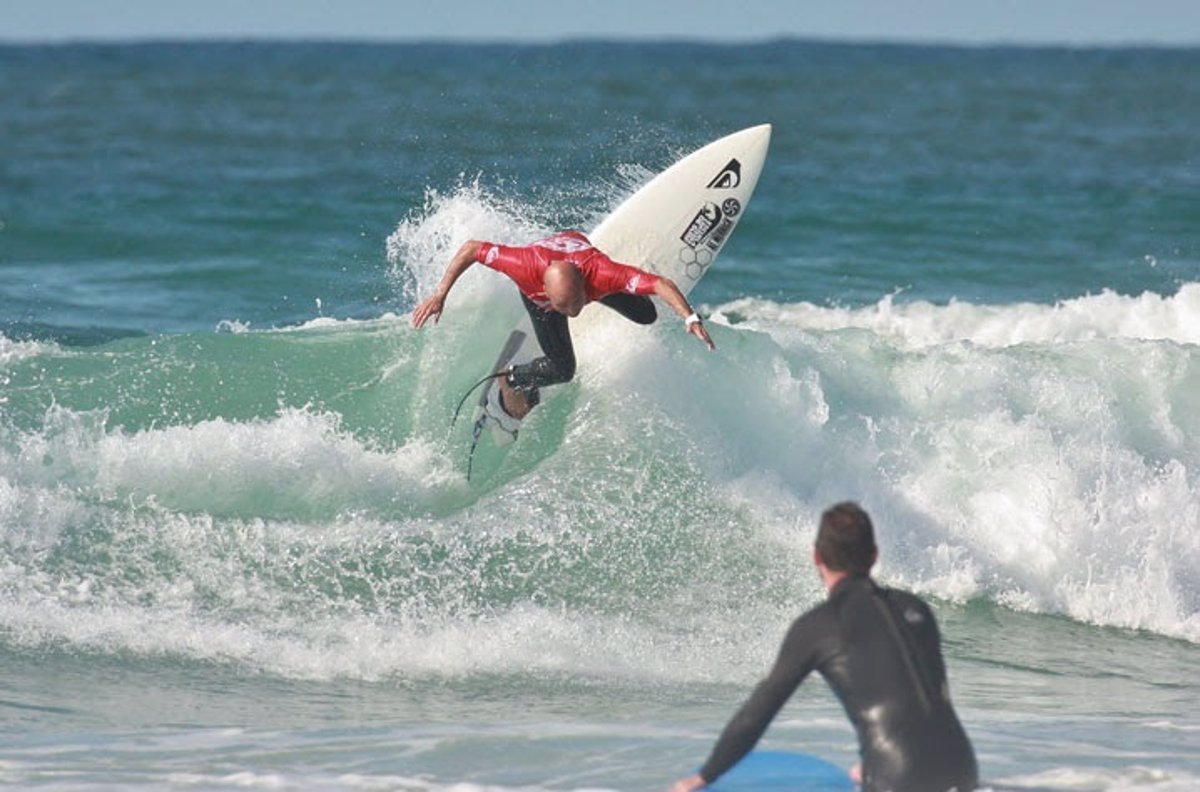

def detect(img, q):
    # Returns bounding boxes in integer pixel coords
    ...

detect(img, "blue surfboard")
[706,751,854,792]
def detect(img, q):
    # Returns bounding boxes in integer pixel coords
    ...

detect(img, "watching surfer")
[670,502,978,792]
[411,231,714,419]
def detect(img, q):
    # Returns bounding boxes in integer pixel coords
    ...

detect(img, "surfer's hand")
[688,320,716,351]
[669,773,707,792]
[411,293,445,328]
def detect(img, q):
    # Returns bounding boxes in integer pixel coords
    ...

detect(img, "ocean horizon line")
[2,34,1198,54]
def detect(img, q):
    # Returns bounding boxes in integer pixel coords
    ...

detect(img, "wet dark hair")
[816,502,877,576]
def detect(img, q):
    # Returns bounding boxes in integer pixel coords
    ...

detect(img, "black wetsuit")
[506,293,657,399]
[699,576,978,792]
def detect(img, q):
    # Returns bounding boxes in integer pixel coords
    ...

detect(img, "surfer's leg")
[507,295,577,391]
[598,293,658,325]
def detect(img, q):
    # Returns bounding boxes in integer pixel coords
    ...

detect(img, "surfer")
[411,230,715,418]
[670,502,978,792]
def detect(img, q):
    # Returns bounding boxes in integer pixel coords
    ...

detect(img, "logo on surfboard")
[706,158,742,189]
[681,199,740,251]
[679,198,741,280]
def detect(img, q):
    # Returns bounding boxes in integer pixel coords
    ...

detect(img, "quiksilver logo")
[706,158,742,189]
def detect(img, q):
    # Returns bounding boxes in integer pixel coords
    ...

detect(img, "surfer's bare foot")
[498,376,533,419]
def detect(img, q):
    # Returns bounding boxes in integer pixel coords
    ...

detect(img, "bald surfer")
[411,230,714,417]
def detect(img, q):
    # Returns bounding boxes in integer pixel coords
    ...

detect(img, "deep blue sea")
[1,40,1199,791]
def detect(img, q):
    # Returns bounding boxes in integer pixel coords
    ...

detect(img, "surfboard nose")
[741,123,772,144]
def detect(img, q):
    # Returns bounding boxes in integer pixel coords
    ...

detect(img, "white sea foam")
[385,181,552,310]
[215,318,253,334]
[995,766,1200,791]
[701,287,1200,642]
[0,332,56,370]
[4,334,1192,683]
[2,269,1199,683]
[5,405,462,519]
[716,282,1200,348]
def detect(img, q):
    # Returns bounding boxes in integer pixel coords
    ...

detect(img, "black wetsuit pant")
[506,293,656,404]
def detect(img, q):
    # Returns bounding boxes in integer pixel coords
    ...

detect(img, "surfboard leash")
[466,414,487,482]
[450,370,508,482]
[450,370,507,428]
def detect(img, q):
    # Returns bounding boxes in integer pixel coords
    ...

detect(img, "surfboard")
[466,124,772,466]
[706,751,854,792]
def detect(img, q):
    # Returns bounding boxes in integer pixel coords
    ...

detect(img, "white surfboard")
[590,123,772,298]
[466,124,772,466]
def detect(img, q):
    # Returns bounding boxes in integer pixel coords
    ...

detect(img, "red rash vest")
[476,231,660,310]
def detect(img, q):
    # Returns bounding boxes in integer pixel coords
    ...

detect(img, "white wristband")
[685,312,702,327]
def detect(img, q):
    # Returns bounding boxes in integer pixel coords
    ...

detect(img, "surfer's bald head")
[544,261,586,317]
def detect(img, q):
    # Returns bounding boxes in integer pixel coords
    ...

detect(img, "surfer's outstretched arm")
[411,240,484,328]
[653,277,715,351]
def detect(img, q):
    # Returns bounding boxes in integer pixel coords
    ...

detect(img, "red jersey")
[476,231,660,310]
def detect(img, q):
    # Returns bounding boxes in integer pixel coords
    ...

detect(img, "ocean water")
[2,40,1199,791]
